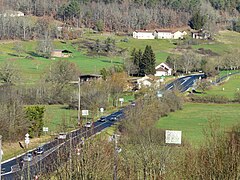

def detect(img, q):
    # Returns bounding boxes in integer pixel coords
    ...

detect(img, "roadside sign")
[25,133,30,145]
[165,130,182,144]
[82,110,89,116]
[43,127,49,132]
[100,108,104,113]
[119,98,124,102]
[25,138,30,145]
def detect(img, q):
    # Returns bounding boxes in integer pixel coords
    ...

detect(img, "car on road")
[84,121,93,128]
[34,146,44,155]
[131,102,136,106]
[23,152,33,162]
[58,133,67,140]
[110,115,118,121]
[99,116,107,122]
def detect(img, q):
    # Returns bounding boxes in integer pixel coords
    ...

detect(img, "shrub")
[189,94,230,103]
[234,91,240,103]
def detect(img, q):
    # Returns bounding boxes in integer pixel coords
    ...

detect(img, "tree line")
[0,0,239,40]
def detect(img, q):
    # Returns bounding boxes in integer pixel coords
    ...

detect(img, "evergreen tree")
[189,11,206,30]
[141,45,156,75]
[131,48,142,76]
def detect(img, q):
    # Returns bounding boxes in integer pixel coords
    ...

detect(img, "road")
[164,74,206,92]
[1,110,123,180]
[1,74,203,179]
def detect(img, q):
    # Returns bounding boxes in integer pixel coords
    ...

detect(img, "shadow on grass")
[7,53,20,57]
[27,51,43,58]
[100,59,122,64]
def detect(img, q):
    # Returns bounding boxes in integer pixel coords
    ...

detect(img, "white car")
[84,122,93,128]
[58,133,67,140]
[110,116,117,121]
[99,116,107,122]
[23,152,33,162]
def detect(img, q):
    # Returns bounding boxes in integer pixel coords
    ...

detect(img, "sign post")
[119,98,124,107]
[43,127,49,136]
[25,133,30,149]
[100,108,104,116]
[0,135,2,180]
[82,110,89,122]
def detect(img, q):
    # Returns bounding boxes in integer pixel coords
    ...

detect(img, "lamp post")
[78,77,81,126]
[0,135,2,180]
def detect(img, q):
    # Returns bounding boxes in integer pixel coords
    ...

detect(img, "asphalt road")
[1,74,204,179]
[1,110,124,180]
[164,74,206,92]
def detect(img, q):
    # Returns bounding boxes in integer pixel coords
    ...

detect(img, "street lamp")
[78,77,81,126]
[0,135,2,180]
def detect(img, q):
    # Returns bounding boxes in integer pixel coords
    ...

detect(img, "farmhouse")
[51,49,72,58]
[136,75,153,89]
[0,10,24,17]
[133,29,187,39]
[155,62,172,76]
[154,30,187,39]
[192,29,211,40]
[132,30,155,39]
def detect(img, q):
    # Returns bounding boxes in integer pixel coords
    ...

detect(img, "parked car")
[35,146,44,155]
[84,122,93,128]
[23,152,33,162]
[99,116,107,122]
[58,133,67,140]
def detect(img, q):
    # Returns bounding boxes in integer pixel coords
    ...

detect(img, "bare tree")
[0,61,21,84]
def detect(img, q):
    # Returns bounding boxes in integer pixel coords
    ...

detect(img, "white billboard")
[82,110,89,116]
[165,130,182,144]
[43,127,49,132]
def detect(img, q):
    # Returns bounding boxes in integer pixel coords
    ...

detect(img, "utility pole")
[78,77,81,126]
[113,134,120,180]
[0,135,2,180]
[113,135,117,180]
[69,133,72,179]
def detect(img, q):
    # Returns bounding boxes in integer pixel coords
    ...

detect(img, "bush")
[189,94,230,103]
[234,91,240,103]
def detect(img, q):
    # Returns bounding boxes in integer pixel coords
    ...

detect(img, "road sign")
[119,98,124,102]
[82,110,89,116]
[100,108,104,113]
[25,133,30,145]
[25,138,30,145]
[43,127,49,132]
[165,130,182,144]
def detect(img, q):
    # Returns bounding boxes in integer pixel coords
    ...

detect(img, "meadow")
[0,30,240,83]
[157,103,240,146]
[197,73,240,100]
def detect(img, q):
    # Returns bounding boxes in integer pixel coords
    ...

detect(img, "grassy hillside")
[0,30,240,83]
[157,103,240,146]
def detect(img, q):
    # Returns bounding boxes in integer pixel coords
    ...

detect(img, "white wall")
[133,31,155,39]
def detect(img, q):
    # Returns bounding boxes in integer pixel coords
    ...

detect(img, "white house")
[154,30,187,39]
[0,10,24,17]
[192,30,210,40]
[155,63,172,76]
[133,30,155,39]
[136,75,153,89]
[154,30,174,39]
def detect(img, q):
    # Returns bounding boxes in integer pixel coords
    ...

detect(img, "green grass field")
[0,30,240,83]
[198,73,240,100]
[191,30,240,55]
[206,74,240,99]
[157,103,240,146]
